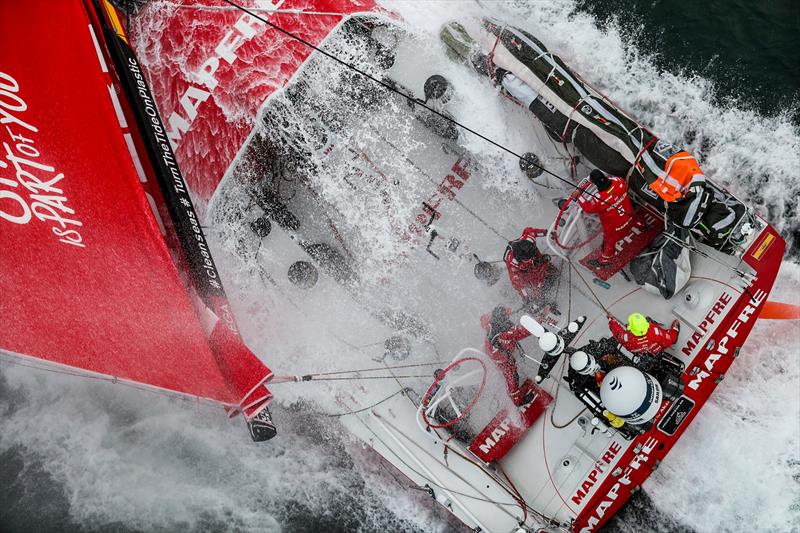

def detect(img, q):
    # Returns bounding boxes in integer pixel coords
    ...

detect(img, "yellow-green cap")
[627,313,650,336]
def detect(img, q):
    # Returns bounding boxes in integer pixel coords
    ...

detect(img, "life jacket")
[649,151,706,203]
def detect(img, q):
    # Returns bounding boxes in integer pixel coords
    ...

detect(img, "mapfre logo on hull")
[165,0,286,149]
[478,417,513,454]
[579,436,660,533]
[571,441,622,506]
[687,288,767,391]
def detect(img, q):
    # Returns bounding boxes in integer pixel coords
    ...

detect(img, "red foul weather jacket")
[504,227,558,301]
[481,311,531,406]
[577,177,634,260]
[608,316,679,355]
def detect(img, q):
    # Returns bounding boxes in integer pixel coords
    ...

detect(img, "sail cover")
[0,0,271,410]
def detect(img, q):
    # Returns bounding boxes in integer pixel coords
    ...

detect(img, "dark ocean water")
[1,2,798,533]
[579,0,800,123]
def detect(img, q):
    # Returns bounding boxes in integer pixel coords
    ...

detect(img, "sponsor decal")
[127,59,186,196]
[571,441,623,506]
[113,37,227,300]
[187,209,222,290]
[613,211,657,253]
[657,396,695,436]
[680,291,734,357]
[538,96,557,113]
[477,417,513,454]
[0,71,85,247]
[687,288,767,391]
[406,157,471,240]
[751,233,775,261]
[652,140,678,158]
[579,436,660,533]
[165,0,286,149]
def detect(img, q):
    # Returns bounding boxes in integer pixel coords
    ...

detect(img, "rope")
[567,261,573,319]
[214,0,756,283]
[569,260,612,316]
[294,374,431,382]
[313,388,410,417]
[298,361,449,378]
[355,415,526,509]
[420,357,487,429]
[217,0,637,217]
[370,413,563,528]
[167,4,351,17]
[0,350,219,411]
[271,360,449,384]
[441,439,562,528]
[498,463,528,524]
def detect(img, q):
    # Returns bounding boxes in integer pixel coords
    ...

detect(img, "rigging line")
[384,359,421,410]
[218,0,634,217]
[497,463,528,524]
[551,405,587,429]
[567,260,573,319]
[279,374,432,382]
[385,411,560,527]
[372,414,553,525]
[367,125,515,242]
[312,388,410,417]
[441,440,563,528]
[166,3,350,17]
[352,415,524,509]
[298,360,450,378]
[0,352,223,411]
[569,260,611,315]
[671,230,751,279]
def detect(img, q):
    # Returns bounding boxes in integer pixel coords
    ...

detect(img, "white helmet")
[599,366,663,425]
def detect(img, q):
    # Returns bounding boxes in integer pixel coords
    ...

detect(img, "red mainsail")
[0,0,272,415]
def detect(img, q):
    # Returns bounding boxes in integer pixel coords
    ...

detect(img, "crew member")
[607,312,680,355]
[504,227,559,304]
[482,306,533,406]
[577,170,635,267]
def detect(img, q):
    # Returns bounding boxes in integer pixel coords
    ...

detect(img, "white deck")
[208,17,758,532]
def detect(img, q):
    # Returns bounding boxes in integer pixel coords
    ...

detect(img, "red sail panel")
[0,0,243,405]
[134,0,379,202]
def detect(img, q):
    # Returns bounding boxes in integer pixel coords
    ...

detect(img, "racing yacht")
[0,1,789,532]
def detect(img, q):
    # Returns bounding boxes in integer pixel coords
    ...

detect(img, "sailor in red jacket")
[607,312,680,355]
[576,169,635,267]
[504,227,559,304]
[482,306,532,406]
